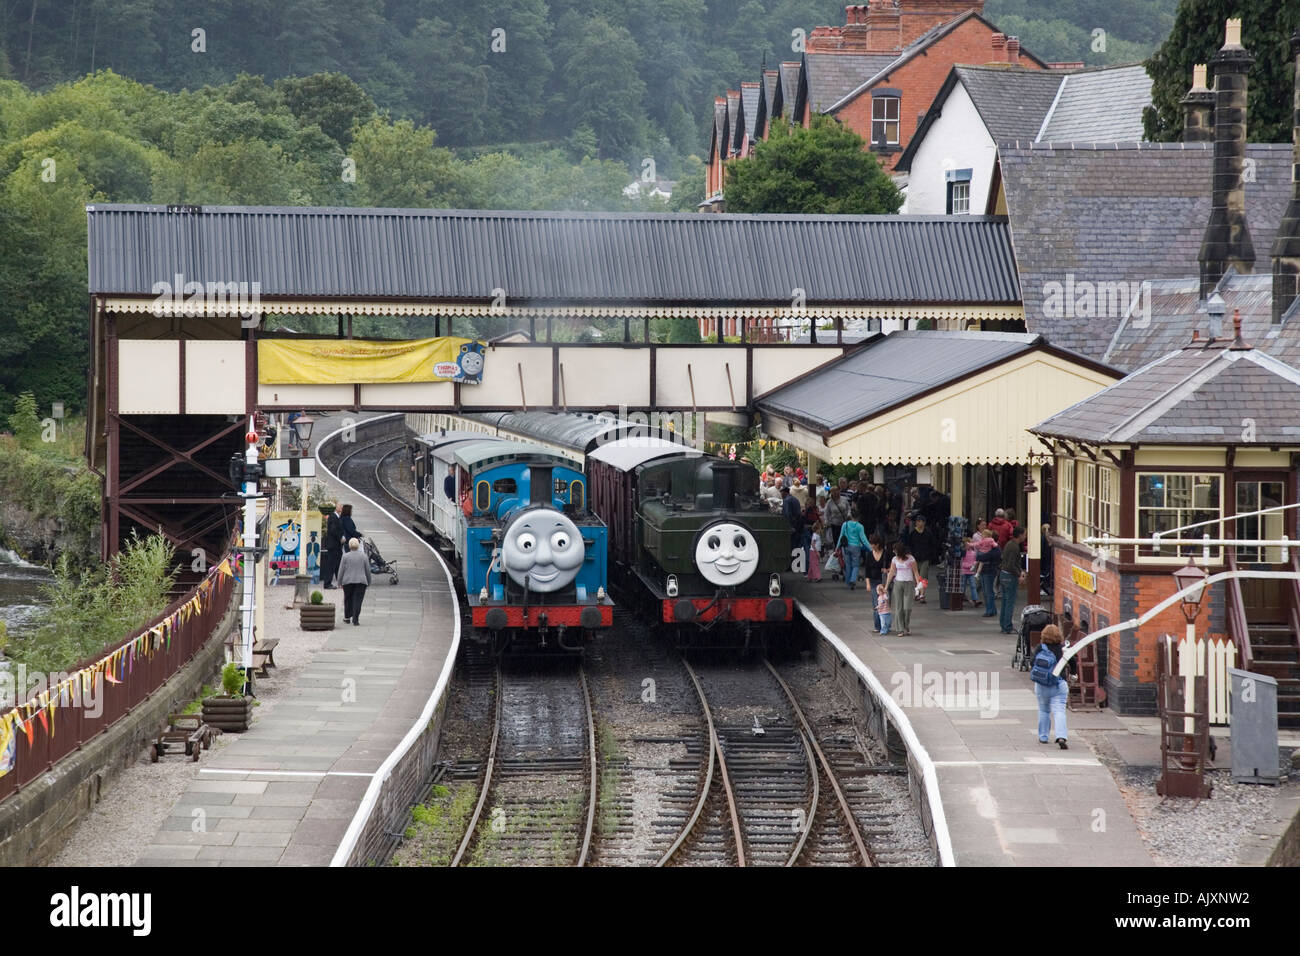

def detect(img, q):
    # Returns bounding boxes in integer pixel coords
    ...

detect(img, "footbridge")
[85,203,1024,556]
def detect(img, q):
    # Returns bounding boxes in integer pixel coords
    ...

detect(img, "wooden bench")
[251,638,280,677]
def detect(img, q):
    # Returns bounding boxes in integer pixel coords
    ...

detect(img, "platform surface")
[136,422,457,866]
[791,577,1157,866]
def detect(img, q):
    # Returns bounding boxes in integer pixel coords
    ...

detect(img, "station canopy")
[755,330,1122,466]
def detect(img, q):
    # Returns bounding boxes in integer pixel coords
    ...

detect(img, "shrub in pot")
[202,662,252,732]
[300,589,336,631]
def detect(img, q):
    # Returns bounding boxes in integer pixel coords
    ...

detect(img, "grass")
[182,685,216,714]
[389,784,478,867]
[597,721,622,841]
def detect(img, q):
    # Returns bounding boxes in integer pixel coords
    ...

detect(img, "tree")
[277,73,376,148]
[722,114,903,215]
[1144,2,1300,143]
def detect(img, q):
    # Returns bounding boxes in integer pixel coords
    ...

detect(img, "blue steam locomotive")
[407,428,612,649]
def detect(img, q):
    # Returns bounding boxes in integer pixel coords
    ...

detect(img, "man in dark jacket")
[903,515,939,602]
[322,503,343,589]
[781,487,803,551]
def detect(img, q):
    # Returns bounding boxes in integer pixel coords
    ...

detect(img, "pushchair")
[363,537,399,585]
[1013,605,1052,671]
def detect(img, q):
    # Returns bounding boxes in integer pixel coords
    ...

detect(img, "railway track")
[451,663,598,866]
[659,659,874,867]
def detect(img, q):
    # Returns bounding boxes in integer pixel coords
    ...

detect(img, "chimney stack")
[1199,19,1256,297]
[990,32,1006,63]
[1271,29,1300,324]
[1180,64,1214,143]
[1007,36,1020,66]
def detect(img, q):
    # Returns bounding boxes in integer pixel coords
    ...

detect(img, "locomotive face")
[694,521,759,586]
[500,508,585,593]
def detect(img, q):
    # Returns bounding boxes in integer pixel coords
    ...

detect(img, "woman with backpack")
[1030,625,1076,749]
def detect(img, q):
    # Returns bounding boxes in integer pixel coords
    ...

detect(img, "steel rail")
[764,659,874,867]
[659,660,746,866]
[450,664,503,867]
[577,668,598,867]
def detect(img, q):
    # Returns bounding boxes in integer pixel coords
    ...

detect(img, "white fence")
[1164,634,1236,726]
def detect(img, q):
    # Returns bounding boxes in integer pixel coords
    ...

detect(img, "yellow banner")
[258,337,486,385]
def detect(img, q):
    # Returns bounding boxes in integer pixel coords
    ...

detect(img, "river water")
[0,548,52,638]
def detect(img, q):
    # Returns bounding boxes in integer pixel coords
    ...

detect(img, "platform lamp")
[292,414,317,606]
[1172,557,1209,748]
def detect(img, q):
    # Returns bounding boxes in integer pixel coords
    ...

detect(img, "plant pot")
[300,602,336,631]
[202,695,252,733]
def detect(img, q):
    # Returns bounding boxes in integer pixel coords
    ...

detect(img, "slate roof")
[1104,274,1300,372]
[779,61,802,118]
[953,66,1068,142]
[803,52,897,113]
[756,330,1114,432]
[741,82,761,142]
[1031,342,1300,445]
[763,69,782,120]
[86,206,1023,306]
[999,142,1294,358]
[1039,64,1151,142]
[897,63,1153,173]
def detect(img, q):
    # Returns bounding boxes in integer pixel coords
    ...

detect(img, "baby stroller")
[364,537,399,585]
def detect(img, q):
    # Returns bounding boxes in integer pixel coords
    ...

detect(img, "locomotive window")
[554,477,568,499]
[570,479,585,511]
[492,478,517,494]
[443,475,455,499]
[475,480,490,512]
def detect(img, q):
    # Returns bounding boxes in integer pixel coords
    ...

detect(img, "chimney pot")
[1192,64,1208,90]
[1007,36,1020,66]
[1206,292,1226,339]
[1224,18,1242,49]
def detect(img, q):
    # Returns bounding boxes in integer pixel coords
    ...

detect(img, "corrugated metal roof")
[757,330,1051,431]
[86,205,1023,305]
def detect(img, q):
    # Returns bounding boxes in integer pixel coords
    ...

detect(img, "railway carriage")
[408,429,613,650]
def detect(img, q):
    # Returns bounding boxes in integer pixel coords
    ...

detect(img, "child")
[875,584,892,635]
[807,519,823,582]
[960,536,978,607]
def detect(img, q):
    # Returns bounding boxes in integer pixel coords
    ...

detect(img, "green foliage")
[310,590,324,605]
[0,434,100,564]
[391,784,478,867]
[10,532,176,673]
[221,662,245,697]
[744,442,798,474]
[984,0,1175,65]
[7,391,41,447]
[1143,2,1300,144]
[723,116,903,215]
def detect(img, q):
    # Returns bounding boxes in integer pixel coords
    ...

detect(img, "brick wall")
[831,17,1042,172]
[1052,539,1229,715]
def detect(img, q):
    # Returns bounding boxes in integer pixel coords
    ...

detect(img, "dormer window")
[871,91,900,147]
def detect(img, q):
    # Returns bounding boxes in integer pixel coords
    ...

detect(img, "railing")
[1223,552,1254,671]
[1291,552,1300,658]
[0,550,238,805]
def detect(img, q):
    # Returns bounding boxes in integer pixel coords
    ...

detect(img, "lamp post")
[1172,557,1209,740]
[292,414,316,606]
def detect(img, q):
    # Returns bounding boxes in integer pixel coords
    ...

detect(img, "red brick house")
[703,0,1049,207]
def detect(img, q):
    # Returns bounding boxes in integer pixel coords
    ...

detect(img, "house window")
[1079,462,1096,536]
[1137,473,1222,560]
[945,168,973,215]
[1058,457,1075,539]
[872,95,900,146]
[1098,465,1119,555]
[1235,480,1286,563]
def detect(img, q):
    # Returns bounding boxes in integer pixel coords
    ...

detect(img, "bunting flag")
[0,716,14,777]
[36,708,48,734]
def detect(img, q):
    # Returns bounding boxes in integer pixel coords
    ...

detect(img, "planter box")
[202,696,252,733]
[300,603,336,631]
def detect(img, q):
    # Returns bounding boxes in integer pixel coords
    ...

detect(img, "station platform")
[135,444,457,866]
[792,577,1159,867]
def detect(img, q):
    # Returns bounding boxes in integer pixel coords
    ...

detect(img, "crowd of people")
[766,464,1041,640]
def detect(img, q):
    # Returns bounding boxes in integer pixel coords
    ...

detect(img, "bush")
[9,532,176,673]
[221,661,245,697]
[0,434,100,565]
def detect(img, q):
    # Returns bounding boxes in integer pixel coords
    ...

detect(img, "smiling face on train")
[694,521,759,586]
[500,509,585,592]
